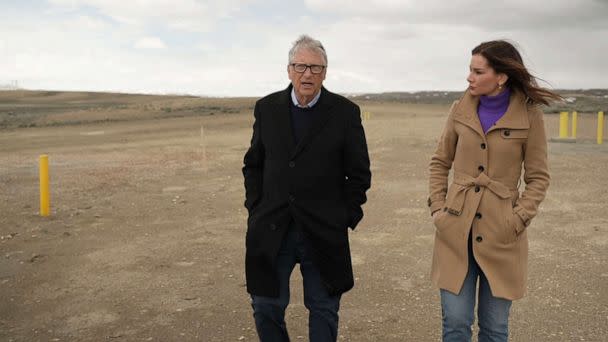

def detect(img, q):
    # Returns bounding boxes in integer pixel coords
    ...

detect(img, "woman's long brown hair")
[472,40,562,106]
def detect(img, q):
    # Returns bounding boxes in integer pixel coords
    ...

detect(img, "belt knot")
[444,172,512,216]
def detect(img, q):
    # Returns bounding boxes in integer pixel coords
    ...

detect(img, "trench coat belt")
[446,172,513,216]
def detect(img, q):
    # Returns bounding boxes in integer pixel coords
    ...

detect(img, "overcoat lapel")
[275,86,296,154]
[453,91,485,138]
[292,87,336,158]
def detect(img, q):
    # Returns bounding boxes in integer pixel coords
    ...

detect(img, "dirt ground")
[1,98,607,341]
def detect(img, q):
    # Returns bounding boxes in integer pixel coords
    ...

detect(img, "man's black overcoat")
[243,85,371,297]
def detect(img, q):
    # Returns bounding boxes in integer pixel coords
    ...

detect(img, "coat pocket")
[501,199,519,244]
[432,209,446,229]
[433,207,456,232]
[500,129,528,139]
[508,212,526,236]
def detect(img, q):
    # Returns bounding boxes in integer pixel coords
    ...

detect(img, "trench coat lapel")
[486,90,530,133]
[453,90,485,138]
[292,87,336,158]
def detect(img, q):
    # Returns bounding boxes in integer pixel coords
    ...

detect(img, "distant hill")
[1,89,606,129]
[0,90,256,129]
[348,89,608,113]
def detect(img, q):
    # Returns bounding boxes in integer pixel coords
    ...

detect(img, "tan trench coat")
[428,89,550,300]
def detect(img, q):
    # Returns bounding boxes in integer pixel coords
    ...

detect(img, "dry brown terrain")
[1,91,607,341]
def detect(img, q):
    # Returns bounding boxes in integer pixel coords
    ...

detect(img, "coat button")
[475,186,480,192]
[504,130,511,136]
[475,213,482,219]
[270,223,277,231]
[478,165,485,172]
[476,236,483,242]
[288,194,295,202]
[289,161,295,168]
[480,143,486,149]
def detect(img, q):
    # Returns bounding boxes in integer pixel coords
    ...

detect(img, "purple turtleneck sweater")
[478,88,511,134]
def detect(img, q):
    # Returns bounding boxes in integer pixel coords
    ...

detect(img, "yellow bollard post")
[559,111,569,138]
[39,155,50,216]
[598,111,604,145]
[571,111,577,138]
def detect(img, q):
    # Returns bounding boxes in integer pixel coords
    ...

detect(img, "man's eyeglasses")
[290,63,326,74]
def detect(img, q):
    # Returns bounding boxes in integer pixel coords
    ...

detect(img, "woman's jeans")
[440,235,512,342]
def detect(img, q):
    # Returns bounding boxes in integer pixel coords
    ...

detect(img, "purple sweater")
[478,88,511,134]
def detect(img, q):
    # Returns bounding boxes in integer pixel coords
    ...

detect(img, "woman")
[427,40,560,341]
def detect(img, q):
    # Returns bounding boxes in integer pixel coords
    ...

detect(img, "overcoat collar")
[276,84,337,158]
[453,89,530,137]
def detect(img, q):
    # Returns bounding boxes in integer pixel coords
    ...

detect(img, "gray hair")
[288,34,328,66]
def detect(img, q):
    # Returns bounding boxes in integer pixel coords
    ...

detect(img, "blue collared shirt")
[291,88,321,108]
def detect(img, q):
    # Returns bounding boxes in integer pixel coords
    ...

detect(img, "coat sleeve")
[242,102,264,213]
[428,101,459,216]
[344,105,371,229]
[513,107,550,231]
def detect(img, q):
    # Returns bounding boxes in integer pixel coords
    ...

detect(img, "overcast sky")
[1,0,607,96]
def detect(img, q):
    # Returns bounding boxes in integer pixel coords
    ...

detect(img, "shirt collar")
[291,88,321,108]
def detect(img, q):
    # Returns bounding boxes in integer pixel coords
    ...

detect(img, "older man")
[242,35,371,341]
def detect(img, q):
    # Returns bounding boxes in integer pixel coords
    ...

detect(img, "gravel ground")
[1,101,607,341]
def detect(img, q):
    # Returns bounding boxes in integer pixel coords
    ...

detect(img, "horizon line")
[1,87,607,99]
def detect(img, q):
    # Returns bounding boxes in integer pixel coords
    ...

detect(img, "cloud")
[47,0,253,32]
[297,0,608,92]
[304,0,608,30]
[134,37,166,49]
[1,0,606,95]
[71,14,109,30]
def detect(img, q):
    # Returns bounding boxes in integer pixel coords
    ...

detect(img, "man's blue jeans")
[440,235,512,342]
[250,226,341,342]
